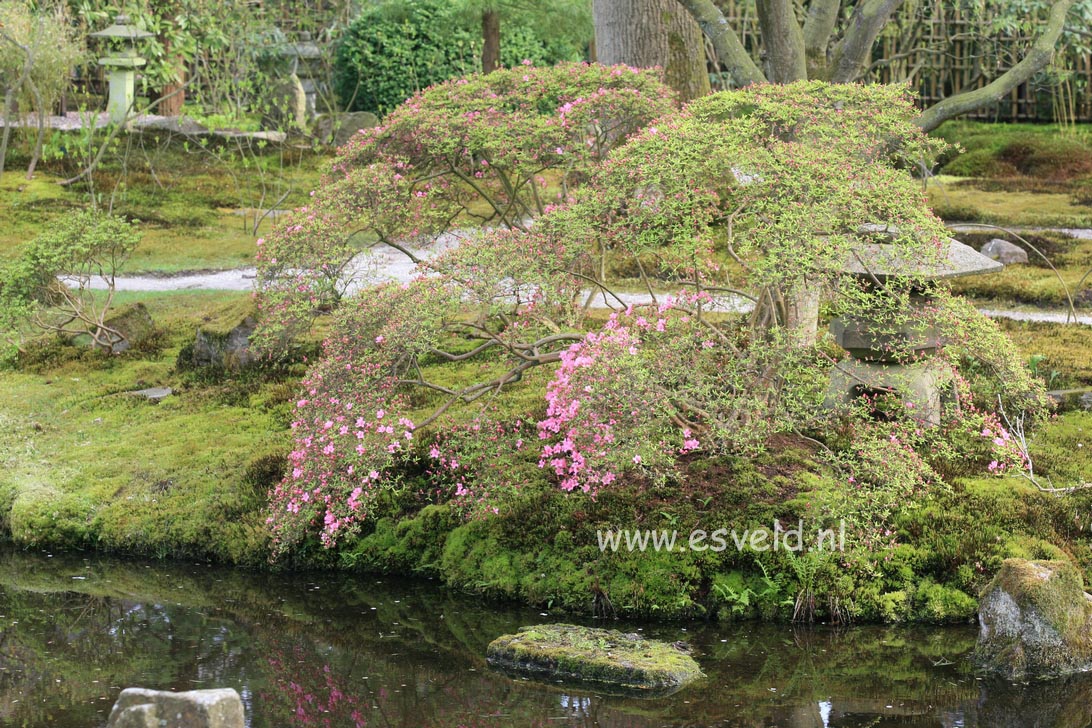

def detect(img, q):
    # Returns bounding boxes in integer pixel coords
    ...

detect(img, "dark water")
[0,547,1088,728]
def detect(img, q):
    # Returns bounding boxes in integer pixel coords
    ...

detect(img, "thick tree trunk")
[755,0,807,82]
[593,0,711,102]
[481,9,501,73]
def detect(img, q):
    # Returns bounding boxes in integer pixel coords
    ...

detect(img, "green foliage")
[937,125,1092,180]
[333,0,584,115]
[0,1,84,118]
[255,61,673,346]
[0,209,141,358]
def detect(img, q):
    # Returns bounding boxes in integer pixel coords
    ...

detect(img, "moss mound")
[486,624,703,696]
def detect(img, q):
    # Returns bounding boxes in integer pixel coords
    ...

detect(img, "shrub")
[334,0,582,116]
[997,135,1092,180]
[254,62,675,347]
[941,148,1016,178]
[261,79,1044,555]
[0,209,141,359]
[940,133,1092,180]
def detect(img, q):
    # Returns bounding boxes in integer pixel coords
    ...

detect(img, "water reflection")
[0,547,1090,727]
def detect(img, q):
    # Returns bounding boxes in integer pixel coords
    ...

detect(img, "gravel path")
[64,226,1092,323]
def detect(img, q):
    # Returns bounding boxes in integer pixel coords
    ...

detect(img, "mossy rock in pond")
[975,558,1092,681]
[486,624,703,696]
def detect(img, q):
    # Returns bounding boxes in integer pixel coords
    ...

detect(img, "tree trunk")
[158,75,186,116]
[481,9,501,73]
[157,44,186,117]
[593,0,711,103]
[755,0,807,83]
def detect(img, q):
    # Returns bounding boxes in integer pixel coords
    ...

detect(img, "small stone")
[486,623,703,696]
[1081,392,1092,411]
[131,386,171,401]
[975,558,1092,681]
[980,238,1029,265]
[106,688,244,728]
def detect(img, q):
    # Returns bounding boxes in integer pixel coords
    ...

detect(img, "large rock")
[486,623,703,696]
[981,238,1029,265]
[181,316,257,371]
[975,558,1092,681]
[314,111,379,147]
[106,688,244,728]
[97,303,156,354]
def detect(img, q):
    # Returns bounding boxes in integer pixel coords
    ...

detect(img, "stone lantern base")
[824,358,954,427]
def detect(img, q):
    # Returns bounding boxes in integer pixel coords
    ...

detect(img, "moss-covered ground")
[1,122,1091,625]
[927,121,1092,307]
[0,290,302,564]
[1,132,328,272]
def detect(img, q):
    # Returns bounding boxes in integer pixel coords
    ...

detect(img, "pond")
[0,546,1088,728]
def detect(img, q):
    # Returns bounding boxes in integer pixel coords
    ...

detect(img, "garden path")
[65,227,1092,324]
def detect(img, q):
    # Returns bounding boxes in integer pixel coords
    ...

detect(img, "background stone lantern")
[825,232,1003,426]
[90,13,153,125]
[272,31,326,128]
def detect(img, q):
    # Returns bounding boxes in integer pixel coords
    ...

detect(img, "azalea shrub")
[260,75,1048,554]
[253,61,676,348]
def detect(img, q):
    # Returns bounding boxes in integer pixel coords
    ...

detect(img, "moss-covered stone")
[975,558,1092,680]
[485,623,703,696]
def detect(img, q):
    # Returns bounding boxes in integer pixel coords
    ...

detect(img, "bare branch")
[830,0,908,83]
[915,0,1076,131]
[676,0,767,87]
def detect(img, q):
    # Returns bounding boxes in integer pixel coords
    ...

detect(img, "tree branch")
[830,0,907,83]
[802,0,842,78]
[915,0,1076,131]
[676,0,767,87]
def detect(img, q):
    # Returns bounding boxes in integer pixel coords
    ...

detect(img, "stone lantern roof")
[90,13,153,69]
[844,224,1003,281]
[89,13,153,42]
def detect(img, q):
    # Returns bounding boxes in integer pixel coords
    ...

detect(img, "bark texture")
[593,0,711,102]
[755,0,807,82]
[481,9,501,73]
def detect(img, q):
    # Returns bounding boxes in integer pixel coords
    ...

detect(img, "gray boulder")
[106,688,244,728]
[314,111,379,147]
[975,558,1092,681]
[184,316,257,371]
[981,238,1029,265]
[97,303,156,354]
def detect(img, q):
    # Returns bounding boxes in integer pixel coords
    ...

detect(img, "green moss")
[2,142,330,272]
[486,623,703,695]
[914,581,977,623]
[0,290,298,565]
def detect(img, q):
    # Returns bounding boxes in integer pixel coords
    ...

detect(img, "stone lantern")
[825,232,1003,426]
[275,31,325,124]
[90,13,153,125]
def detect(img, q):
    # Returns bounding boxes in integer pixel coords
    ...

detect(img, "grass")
[1,133,330,273]
[0,289,301,564]
[926,177,1092,228]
